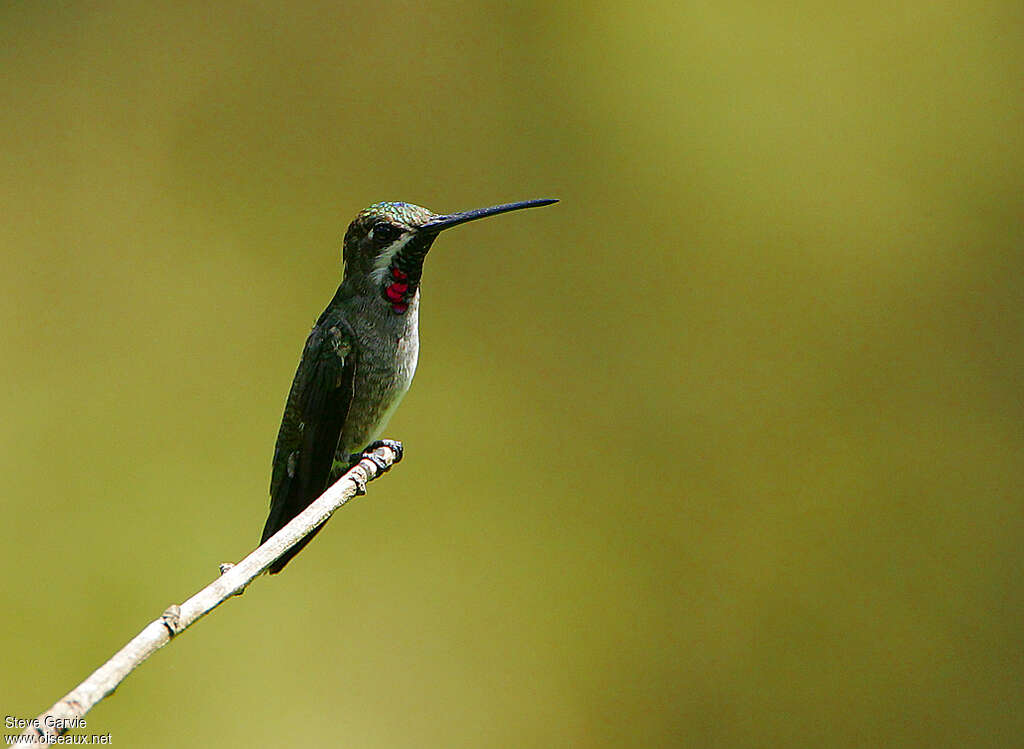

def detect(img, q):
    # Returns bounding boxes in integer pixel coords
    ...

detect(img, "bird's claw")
[349,439,403,474]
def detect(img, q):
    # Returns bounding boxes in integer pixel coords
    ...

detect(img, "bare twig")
[14,443,402,744]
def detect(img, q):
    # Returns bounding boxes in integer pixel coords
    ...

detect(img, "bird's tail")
[264,524,326,574]
[260,492,329,574]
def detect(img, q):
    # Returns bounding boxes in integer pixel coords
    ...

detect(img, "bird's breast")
[338,302,420,455]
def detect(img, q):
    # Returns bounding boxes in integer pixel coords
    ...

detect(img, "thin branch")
[15,443,402,744]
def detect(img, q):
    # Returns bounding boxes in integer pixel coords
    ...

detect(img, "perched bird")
[261,198,557,572]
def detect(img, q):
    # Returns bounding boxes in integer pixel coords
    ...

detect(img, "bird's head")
[341,199,557,313]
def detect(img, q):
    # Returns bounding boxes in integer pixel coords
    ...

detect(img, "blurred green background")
[2,1,1022,746]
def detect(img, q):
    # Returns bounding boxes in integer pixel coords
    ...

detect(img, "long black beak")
[423,198,558,233]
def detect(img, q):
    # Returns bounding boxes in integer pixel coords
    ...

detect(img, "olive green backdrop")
[2,1,1021,747]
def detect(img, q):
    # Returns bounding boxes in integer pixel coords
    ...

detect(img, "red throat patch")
[387,266,410,313]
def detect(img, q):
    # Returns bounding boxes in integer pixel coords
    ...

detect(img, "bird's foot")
[349,439,404,473]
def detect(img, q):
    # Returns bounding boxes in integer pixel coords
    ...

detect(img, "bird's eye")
[372,222,401,244]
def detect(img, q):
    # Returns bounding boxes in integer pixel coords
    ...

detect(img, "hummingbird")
[261,198,558,573]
